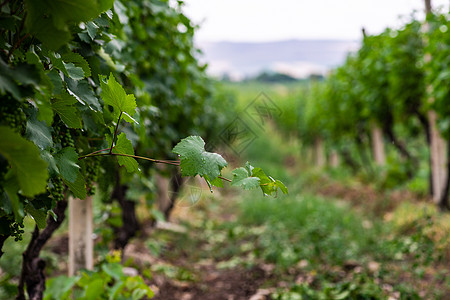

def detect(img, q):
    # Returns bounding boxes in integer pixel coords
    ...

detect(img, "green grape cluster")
[86,159,99,196]
[53,121,75,148]
[0,97,26,134]
[48,176,64,202]
[10,220,25,241]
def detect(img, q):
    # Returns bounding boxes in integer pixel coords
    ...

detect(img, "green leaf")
[173,136,227,180]
[0,126,48,197]
[40,151,59,177]
[100,73,137,123]
[46,69,63,95]
[102,262,124,281]
[111,133,139,173]
[86,21,99,40]
[3,176,23,221]
[67,79,101,111]
[64,63,85,80]
[52,92,82,128]
[231,167,260,190]
[25,204,47,229]
[35,92,55,126]
[61,52,91,77]
[63,172,87,199]
[44,275,79,300]
[26,115,53,150]
[274,179,288,194]
[0,58,39,100]
[24,0,112,50]
[83,278,104,300]
[54,147,80,183]
[251,167,288,196]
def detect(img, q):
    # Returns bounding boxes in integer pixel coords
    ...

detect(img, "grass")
[239,193,379,268]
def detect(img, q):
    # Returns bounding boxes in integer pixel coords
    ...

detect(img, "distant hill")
[196,39,360,80]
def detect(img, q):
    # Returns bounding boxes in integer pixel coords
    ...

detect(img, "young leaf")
[100,73,137,123]
[111,133,139,173]
[0,126,48,197]
[274,180,288,194]
[52,92,83,129]
[172,136,227,180]
[252,167,288,196]
[231,167,260,190]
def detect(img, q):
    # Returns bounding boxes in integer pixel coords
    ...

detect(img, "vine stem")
[219,176,232,182]
[78,147,111,159]
[80,152,181,166]
[79,151,234,181]
[110,112,123,154]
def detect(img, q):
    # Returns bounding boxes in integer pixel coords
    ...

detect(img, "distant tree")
[253,71,299,83]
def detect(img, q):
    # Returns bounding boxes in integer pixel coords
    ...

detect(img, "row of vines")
[275,8,450,208]
[0,0,286,299]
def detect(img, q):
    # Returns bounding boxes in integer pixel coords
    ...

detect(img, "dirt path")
[153,265,267,300]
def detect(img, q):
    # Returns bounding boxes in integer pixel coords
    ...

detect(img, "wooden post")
[155,173,170,213]
[428,110,447,202]
[314,138,325,167]
[371,124,386,166]
[68,196,94,276]
[423,0,447,203]
[330,151,340,167]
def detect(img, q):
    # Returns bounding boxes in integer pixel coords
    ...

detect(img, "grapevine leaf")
[61,52,91,77]
[67,79,101,111]
[0,126,48,197]
[4,176,23,221]
[63,172,87,199]
[86,21,99,40]
[111,133,139,173]
[48,52,68,74]
[100,73,137,123]
[172,136,227,180]
[274,180,288,194]
[25,204,47,229]
[0,58,39,100]
[98,0,114,12]
[46,69,63,95]
[64,63,85,80]
[26,50,41,66]
[54,147,80,183]
[102,262,124,280]
[251,167,287,196]
[24,0,113,50]
[210,177,224,188]
[203,175,224,192]
[0,191,12,215]
[52,92,83,129]
[35,91,54,126]
[26,115,53,150]
[231,167,260,190]
[40,151,59,177]
[49,52,84,80]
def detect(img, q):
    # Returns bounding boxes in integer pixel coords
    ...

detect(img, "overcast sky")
[183,0,449,42]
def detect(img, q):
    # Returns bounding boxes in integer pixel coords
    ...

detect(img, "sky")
[183,0,449,42]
